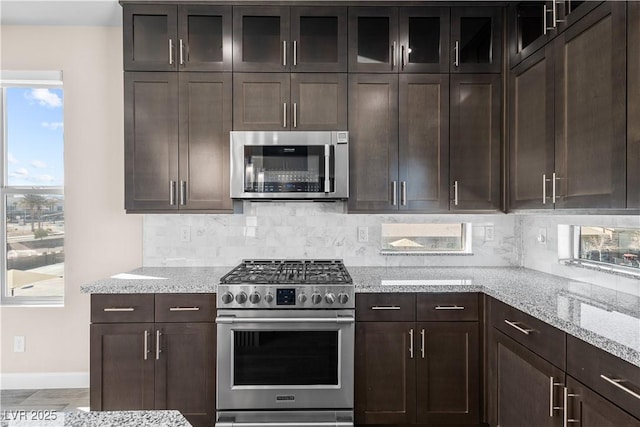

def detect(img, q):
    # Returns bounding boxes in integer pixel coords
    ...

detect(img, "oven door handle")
[216,316,355,324]
[324,144,331,193]
[216,422,353,427]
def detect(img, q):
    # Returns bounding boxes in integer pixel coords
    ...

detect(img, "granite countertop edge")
[81,266,640,368]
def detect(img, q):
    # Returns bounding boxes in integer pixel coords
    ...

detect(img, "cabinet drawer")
[489,298,565,370]
[155,294,216,322]
[567,335,640,420]
[91,294,154,323]
[417,293,479,321]
[356,293,415,322]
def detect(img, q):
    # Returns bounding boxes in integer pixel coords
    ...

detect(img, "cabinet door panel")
[451,7,503,73]
[348,74,399,212]
[416,322,480,425]
[233,73,290,130]
[509,45,555,210]
[125,72,179,211]
[450,74,501,211]
[398,8,450,73]
[233,7,290,72]
[355,322,416,424]
[487,328,564,427]
[349,8,399,73]
[566,376,640,427]
[291,73,347,131]
[291,7,348,72]
[178,6,232,72]
[154,323,216,427]
[90,324,154,411]
[179,73,232,211]
[399,74,449,211]
[554,2,626,209]
[123,5,178,71]
[628,2,640,208]
[508,2,555,68]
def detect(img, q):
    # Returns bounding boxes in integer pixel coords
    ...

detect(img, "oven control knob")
[298,293,307,303]
[264,293,274,303]
[311,292,323,305]
[235,291,247,304]
[249,292,261,304]
[337,293,349,305]
[324,292,336,304]
[221,292,234,304]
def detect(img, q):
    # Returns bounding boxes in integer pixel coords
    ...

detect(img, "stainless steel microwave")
[230,131,349,200]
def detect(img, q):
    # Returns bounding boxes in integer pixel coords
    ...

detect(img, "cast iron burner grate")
[220,259,353,285]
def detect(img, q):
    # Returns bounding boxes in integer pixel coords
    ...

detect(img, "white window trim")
[1,71,64,306]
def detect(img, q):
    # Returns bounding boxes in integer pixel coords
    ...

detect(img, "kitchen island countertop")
[81,266,640,368]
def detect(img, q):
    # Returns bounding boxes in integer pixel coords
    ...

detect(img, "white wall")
[0,26,142,388]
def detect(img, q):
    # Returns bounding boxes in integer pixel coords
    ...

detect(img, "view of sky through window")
[6,87,64,187]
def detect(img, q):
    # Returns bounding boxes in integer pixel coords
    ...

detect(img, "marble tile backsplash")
[143,202,521,268]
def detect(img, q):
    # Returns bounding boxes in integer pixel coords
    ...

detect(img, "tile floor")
[0,388,89,412]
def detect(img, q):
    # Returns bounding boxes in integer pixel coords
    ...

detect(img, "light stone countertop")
[61,410,192,427]
[81,266,640,368]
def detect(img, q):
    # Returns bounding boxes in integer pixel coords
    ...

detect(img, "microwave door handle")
[324,144,331,193]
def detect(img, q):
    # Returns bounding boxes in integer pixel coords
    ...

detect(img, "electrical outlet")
[485,226,494,241]
[180,226,191,242]
[357,226,369,243]
[537,227,547,245]
[14,336,25,353]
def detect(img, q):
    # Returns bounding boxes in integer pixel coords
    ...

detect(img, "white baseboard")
[0,372,89,390]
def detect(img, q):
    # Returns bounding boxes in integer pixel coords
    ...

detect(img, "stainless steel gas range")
[215,259,355,427]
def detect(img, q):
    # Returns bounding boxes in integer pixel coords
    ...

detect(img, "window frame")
[1,71,64,306]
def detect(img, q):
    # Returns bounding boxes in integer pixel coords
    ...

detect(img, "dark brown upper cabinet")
[553,1,626,209]
[125,72,233,212]
[233,6,347,72]
[450,74,501,211]
[627,2,640,209]
[451,7,503,74]
[349,7,451,73]
[123,4,232,72]
[509,1,627,211]
[234,73,347,131]
[508,1,603,69]
[509,45,556,210]
[348,73,450,213]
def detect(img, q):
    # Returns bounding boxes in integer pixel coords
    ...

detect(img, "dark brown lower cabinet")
[90,323,155,411]
[154,323,216,427]
[355,321,416,424]
[565,376,640,427]
[487,328,564,427]
[355,321,479,425]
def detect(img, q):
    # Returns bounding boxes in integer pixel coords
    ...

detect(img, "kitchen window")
[1,71,64,305]
[381,223,472,254]
[561,226,640,278]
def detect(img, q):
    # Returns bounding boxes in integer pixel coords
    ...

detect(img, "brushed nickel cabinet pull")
[401,181,407,206]
[504,319,534,335]
[283,41,287,67]
[409,328,414,359]
[293,103,297,128]
[401,45,406,69]
[169,306,200,312]
[103,307,135,312]
[170,180,176,206]
[550,376,564,416]
[371,306,401,310]
[453,180,459,206]
[283,103,287,128]
[392,42,397,69]
[563,387,580,426]
[168,39,174,65]
[179,39,185,65]
[180,181,187,206]
[435,305,465,310]
[543,4,548,35]
[454,40,460,67]
[143,330,149,361]
[600,375,640,400]
[156,330,162,360]
[293,40,297,66]
[420,329,425,359]
[392,181,398,206]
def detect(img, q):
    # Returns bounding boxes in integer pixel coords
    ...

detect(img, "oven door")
[216,309,354,411]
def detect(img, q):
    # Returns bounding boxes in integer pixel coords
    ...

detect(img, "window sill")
[380,250,473,256]
[561,259,640,281]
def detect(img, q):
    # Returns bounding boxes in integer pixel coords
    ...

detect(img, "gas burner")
[220,259,352,285]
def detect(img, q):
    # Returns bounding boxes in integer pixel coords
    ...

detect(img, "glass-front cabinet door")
[451,7,502,73]
[290,7,348,72]
[233,6,290,72]
[178,6,232,71]
[348,7,399,73]
[398,7,450,73]
[123,5,178,71]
